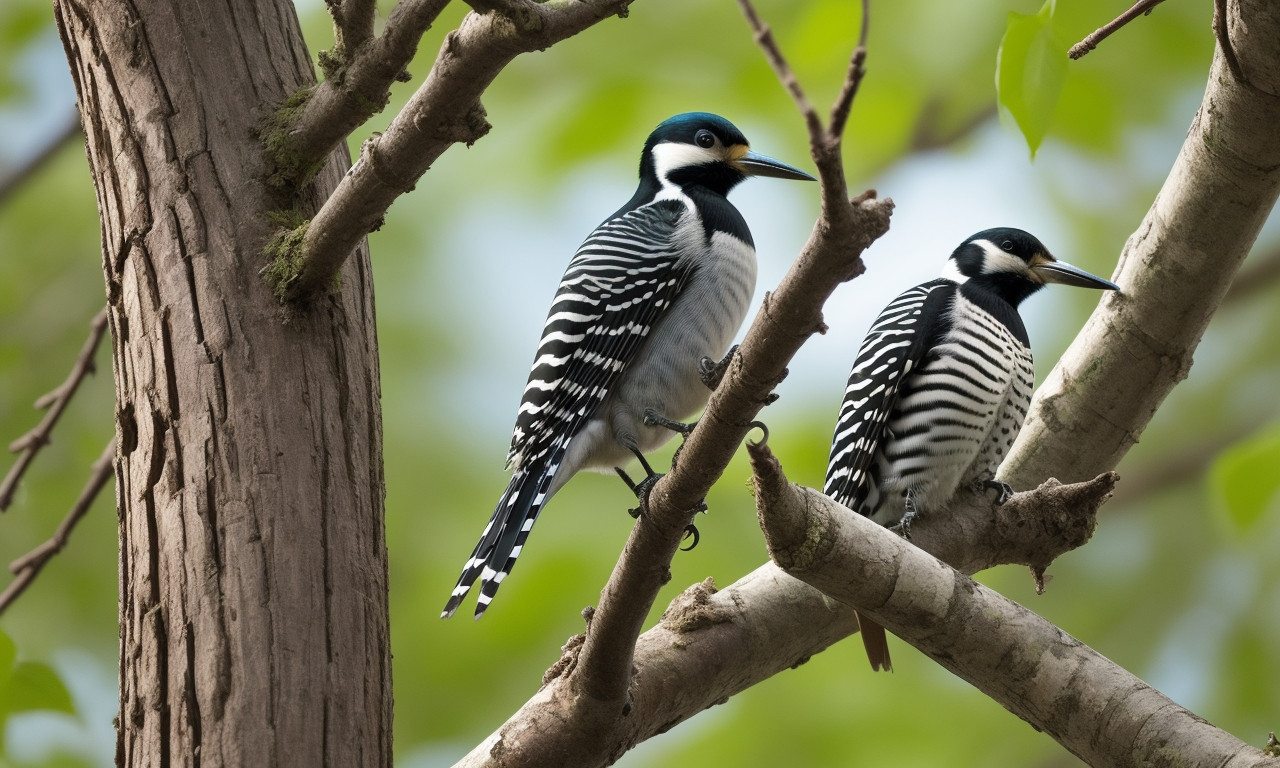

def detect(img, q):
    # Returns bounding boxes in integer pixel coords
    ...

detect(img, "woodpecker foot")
[681,522,701,551]
[614,467,667,519]
[890,492,920,539]
[616,446,665,517]
[644,409,695,436]
[698,345,738,390]
[980,479,1015,505]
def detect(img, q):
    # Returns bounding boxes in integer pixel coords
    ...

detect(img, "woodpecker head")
[639,112,815,197]
[941,227,1119,306]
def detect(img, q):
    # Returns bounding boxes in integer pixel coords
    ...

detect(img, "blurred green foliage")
[1210,423,1280,534]
[2,0,1277,767]
[0,629,75,757]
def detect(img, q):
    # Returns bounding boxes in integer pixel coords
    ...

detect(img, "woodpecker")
[443,113,814,619]
[823,228,1118,670]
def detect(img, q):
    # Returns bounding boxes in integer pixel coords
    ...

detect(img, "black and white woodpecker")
[442,113,814,619]
[823,227,1119,671]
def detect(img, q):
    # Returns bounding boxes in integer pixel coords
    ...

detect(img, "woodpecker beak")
[732,148,816,181]
[1031,258,1120,291]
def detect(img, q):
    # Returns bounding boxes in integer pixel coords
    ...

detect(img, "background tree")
[0,0,1277,767]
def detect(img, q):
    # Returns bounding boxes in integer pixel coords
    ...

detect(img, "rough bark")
[54,0,391,764]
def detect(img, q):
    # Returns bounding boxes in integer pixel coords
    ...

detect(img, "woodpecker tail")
[441,451,562,619]
[857,610,893,672]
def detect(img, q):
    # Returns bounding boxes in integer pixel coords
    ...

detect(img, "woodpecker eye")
[1000,240,1015,252]
[694,130,716,149]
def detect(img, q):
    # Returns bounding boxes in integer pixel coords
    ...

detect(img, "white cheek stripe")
[650,142,720,195]
[976,239,1038,279]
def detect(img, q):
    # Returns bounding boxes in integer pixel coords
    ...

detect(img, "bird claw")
[981,479,1015,505]
[698,345,738,390]
[643,409,694,436]
[680,522,701,551]
[615,461,664,517]
[890,493,919,539]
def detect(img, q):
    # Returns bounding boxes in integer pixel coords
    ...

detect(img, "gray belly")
[570,231,758,474]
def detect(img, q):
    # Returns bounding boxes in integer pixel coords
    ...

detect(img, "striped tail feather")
[441,440,569,619]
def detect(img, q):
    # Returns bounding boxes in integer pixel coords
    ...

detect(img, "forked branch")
[271,0,634,303]
[0,307,108,512]
[0,437,115,616]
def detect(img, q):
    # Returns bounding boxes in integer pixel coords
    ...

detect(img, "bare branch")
[735,0,822,147]
[275,0,633,302]
[0,113,82,208]
[750,444,1275,768]
[1069,0,1168,60]
[0,307,109,512]
[327,0,378,63]
[0,437,115,617]
[267,0,452,192]
[825,0,869,143]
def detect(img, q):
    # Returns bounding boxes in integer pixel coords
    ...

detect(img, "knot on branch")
[423,101,492,148]
[542,631,586,686]
[658,578,734,634]
[845,193,894,252]
[995,472,1118,592]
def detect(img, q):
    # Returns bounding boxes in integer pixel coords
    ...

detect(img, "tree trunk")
[54,0,391,764]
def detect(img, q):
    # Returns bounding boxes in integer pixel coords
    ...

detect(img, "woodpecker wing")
[443,200,695,618]
[824,280,956,515]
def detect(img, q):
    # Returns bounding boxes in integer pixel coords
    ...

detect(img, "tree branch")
[1069,0,1168,60]
[266,0,452,192]
[0,437,115,617]
[0,307,109,512]
[273,0,634,303]
[750,442,1277,768]
[1003,0,1280,491]
[323,0,378,71]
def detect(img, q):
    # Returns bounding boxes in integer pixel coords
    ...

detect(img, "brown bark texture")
[54,0,391,765]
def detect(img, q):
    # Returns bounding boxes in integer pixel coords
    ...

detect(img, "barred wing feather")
[443,200,694,618]
[824,280,954,516]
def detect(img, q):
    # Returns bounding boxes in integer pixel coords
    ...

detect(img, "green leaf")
[1209,426,1280,533]
[4,661,75,715]
[996,0,1068,157]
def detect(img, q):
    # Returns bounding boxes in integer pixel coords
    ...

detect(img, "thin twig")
[0,114,82,209]
[735,0,822,148]
[0,437,115,617]
[826,0,869,143]
[0,307,109,512]
[1069,0,1168,60]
